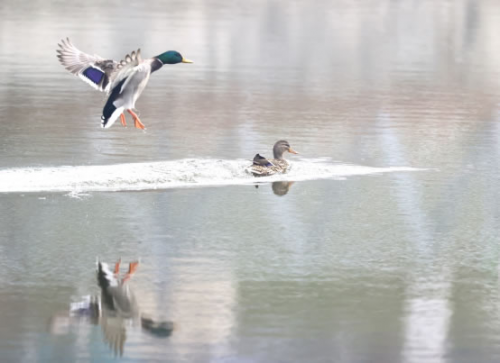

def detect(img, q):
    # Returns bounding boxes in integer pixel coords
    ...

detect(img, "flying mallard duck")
[56,38,193,130]
[248,140,299,177]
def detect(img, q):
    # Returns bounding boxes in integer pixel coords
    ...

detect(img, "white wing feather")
[110,49,142,92]
[57,38,116,92]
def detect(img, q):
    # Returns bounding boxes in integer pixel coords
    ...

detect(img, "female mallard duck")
[249,140,299,176]
[56,38,193,129]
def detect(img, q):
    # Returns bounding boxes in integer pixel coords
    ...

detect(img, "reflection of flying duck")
[98,259,139,319]
[248,140,299,177]
[97,259,174,355]
[48,259,174,358]
[56,38,193,130]
[97,259,139,356]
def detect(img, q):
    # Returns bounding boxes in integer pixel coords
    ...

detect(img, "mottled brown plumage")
[248,140,299,177]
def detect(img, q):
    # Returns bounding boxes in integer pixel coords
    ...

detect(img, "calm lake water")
[2,0,500,362]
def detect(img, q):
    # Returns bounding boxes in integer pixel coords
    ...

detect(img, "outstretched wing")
[109,49,142,92]
[56,38,118,93]
[101,315,126,357]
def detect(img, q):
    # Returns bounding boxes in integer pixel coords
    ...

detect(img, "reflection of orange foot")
[120,113,127,127]
[128,261,139,275]
[122,261,139,283]
[127,109,146,130]
[114,258,121,274]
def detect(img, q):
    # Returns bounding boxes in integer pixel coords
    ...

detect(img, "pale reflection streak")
[165,278,236,360]
[264,183,309,281]
[495,113,500,322]
[133,189,238,360]
[49,311,94,361]
[377,112,451,363]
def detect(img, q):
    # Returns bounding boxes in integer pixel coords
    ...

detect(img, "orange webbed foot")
[122,261,139,283]
[127,109,146,130]
[120,113,127,127]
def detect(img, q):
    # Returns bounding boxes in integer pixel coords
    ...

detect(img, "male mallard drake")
[249,140,299,176]
[56,38,193,130]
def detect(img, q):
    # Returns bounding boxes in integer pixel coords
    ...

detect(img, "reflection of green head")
[156,51,193,65]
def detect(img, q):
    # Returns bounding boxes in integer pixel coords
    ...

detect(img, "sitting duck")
[249,140,299,177]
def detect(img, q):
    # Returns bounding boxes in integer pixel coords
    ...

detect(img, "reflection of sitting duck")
[271,181,295,196]
[254,181,295,196]
[248,140,299,177]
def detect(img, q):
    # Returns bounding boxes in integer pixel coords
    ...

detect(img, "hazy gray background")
[2,0,500,362]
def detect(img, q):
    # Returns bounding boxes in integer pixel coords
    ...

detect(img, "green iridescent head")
[156,51,193,65]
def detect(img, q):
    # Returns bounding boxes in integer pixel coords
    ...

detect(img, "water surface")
[2,0,500,362]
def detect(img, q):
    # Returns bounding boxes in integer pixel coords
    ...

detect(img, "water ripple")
[0,159,423,193]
